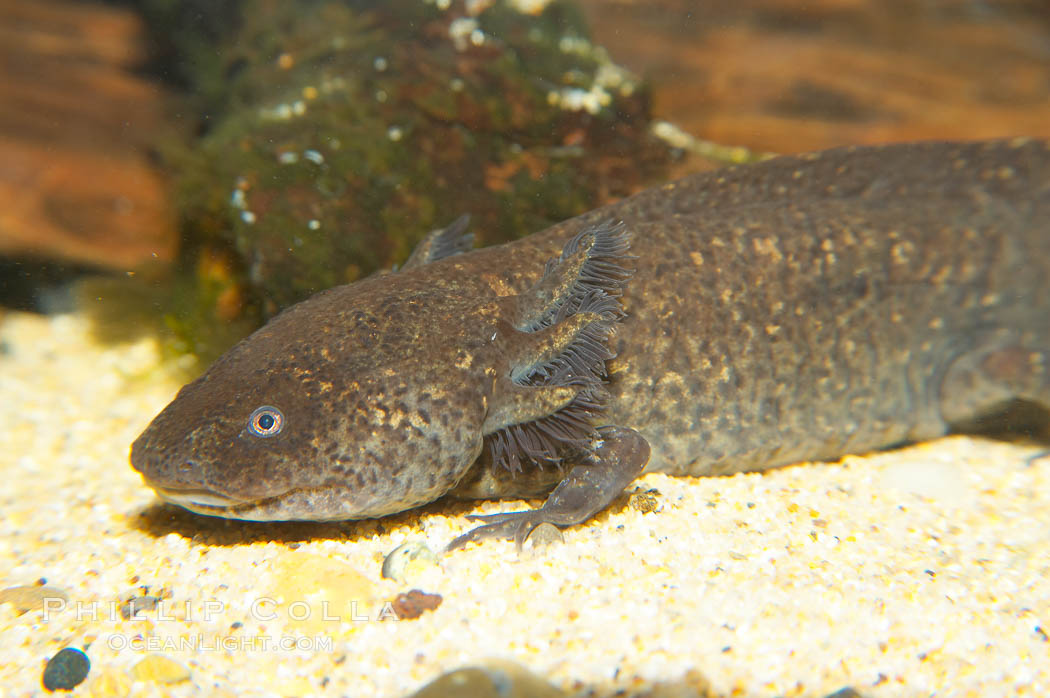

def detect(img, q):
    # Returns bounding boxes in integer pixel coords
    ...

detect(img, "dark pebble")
[824,688,865,698]
[120,595,161,620]
[42,647,90,692]
[409,661,565,698]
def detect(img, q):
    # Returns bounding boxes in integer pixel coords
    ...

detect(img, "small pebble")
[119,595,161,620]
[382,541,439,582]
[130,654,191,684]
[42,647,90,692]
[628,488,660,514]
[824,688,865,698]
[409,660,565,698]
[390,589,442,620]
[0,585,69,615]
[524,523,563,548]
[642,668,717,697]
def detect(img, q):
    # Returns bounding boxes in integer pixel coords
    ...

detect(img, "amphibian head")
[130,219,632,521]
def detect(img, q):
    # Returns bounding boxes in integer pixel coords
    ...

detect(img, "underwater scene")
[2,0,1050,695]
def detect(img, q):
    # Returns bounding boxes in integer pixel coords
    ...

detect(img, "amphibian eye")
[248,406,284,437]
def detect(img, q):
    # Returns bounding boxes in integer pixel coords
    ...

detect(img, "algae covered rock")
[160,0,672,320]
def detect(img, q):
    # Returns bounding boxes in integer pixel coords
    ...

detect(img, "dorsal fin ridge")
[399,214,474,271]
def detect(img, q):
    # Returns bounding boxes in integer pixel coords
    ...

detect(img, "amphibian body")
[132,140,1050,547]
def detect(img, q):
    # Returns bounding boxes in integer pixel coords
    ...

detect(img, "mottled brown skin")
[131,139,1050,545]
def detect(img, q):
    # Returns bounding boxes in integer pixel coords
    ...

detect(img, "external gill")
[482,221,634,473]
[511,290,624,387]
[515,220,633,331]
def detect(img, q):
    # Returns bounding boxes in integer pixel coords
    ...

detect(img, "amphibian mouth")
[131,139,1050,547]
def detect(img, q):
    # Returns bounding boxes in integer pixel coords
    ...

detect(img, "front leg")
[446,426,650,550]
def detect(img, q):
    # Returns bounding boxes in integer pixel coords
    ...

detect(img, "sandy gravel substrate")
[1,309,1048,697]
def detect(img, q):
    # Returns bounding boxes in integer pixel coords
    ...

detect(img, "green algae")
[143,0,673,354]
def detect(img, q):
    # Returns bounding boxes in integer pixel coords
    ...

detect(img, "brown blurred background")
[1,0,1048,281]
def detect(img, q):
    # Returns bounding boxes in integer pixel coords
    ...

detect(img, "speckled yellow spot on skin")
[752,236,783,262]
[656,372,686,394]
[277,53,294,70]
[1030,353,1045,370]
[981,293,1000,307]
[891,241,915,265]
[302,85,318,100]
[689,251,704,266]
[455,351,474,369]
